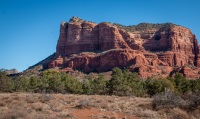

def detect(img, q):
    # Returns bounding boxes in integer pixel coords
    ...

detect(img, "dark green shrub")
[62,74,83,94]
[108,67,132,96]
[127,72,145,96]
[168,73,191,94]
[0,72,14,92]
[82,79,92,94]
[145,77,174,96]
[189,79,200,93]
[29,76,41,92]
[47,76,64,93]
[90,74,108,95]
[41,70,64,93]
[108,68,145,96]
[13,76,29,92]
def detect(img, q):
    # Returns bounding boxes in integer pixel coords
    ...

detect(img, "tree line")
[1,68,200,97]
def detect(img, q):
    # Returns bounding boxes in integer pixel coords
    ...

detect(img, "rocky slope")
[45,16,200,78]
[5,68,18,75]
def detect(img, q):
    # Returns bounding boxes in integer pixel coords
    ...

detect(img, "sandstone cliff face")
[56,19,129,56]
[50,16,200,78]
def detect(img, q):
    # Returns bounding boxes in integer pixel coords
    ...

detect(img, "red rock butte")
[48,16,200,78]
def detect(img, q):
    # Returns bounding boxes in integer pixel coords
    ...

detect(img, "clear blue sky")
[0,0,200,72]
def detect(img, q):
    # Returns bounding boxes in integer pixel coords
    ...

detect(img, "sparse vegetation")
[1,67,200,118]
[152,90,200,119]
[113,22,177,32]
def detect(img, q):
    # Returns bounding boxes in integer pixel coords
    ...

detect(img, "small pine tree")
[169,73,190,94]
[0,71,14,92]
[62,74,83,94]
[29,76,39,92]
[13,76,29,92]
[82,79,92,94]
[91,74,107,95]
[144,77,174,97]
[108,67,132,96]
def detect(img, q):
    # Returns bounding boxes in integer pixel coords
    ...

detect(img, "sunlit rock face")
[49,16,200,78]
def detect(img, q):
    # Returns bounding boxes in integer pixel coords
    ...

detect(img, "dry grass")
[0,93,199,119]
[152,90,200,119]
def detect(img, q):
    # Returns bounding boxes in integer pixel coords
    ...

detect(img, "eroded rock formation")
[48,16,200,78]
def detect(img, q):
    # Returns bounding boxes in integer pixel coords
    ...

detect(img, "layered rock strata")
[49,16,200,78]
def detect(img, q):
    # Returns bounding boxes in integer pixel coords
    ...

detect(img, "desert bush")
[29,76,42,92]
[152,89,200,112]
[36,77,49,93]
[90,74,108,95]
[82,79,92,94]
[0,70,14,92]
[47,76,65,93]
[167,73,190,94]
[108,68,132,96]
[76,98,91,109]
[26,94,37,103]
[166,108,191,119]
[62,74,83,94]
[152,89,186,110]
[124,71,145,96]
[145,77,174,97]
[188,79,200,93]
[41,70,64,93]
[107,68,146,96]
[1,110,28,119]
[180,93,200,111]
[13,76,29,92]
[31,102,43,111]
[39,94,53,103]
